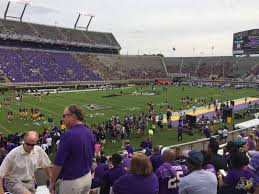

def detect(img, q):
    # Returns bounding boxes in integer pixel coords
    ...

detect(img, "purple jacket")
[113,173,159,194]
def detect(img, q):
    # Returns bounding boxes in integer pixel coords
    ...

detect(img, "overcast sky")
[0,0,259,57]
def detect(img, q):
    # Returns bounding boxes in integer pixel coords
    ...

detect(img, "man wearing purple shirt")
[124,140,134,156]
[91,156,109,189]
[101,153,127,194]
[203,125,211,138]
[122,151,131,171]
[156,149,188,194]
[49,104,95,194]
[150,145,163,172]
[140,138,153,150]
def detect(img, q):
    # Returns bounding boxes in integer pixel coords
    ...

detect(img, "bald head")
[23,131,39,154]
[163,149,176,163]
[24,131,39,142]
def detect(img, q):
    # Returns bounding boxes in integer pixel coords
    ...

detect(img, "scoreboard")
[233,29,259,55]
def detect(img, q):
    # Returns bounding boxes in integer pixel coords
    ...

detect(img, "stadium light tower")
[74,11,95,31]
[4,0,31,22]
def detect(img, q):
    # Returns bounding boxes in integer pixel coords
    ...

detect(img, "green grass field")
[0,85,258,154]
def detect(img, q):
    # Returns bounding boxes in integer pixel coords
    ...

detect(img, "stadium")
[0,0,258,194]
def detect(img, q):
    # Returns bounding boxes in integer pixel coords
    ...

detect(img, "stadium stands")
[0,19,121,54]
[165,56,259,79]
[0,19,259,83]
[0,48,102,82]
[74,54,167,80]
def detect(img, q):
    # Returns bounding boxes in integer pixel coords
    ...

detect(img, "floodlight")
[4,0,30,21]
[74,11,95,31]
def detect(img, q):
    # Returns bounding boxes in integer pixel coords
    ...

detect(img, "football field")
[0,85,258,154]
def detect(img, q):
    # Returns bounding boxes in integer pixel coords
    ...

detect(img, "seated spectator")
[100,153,127,194]
[150,145,163,172]
[218,151,256,194]
[208,139,228,171]
[248,137,259,158]
[91,156,109,189]
[248,155,259,185]
[179,150,217,194]
[122,150,131,171]
[201,150,216,175]
[0,131,51,194]
[246,133,256,151]
[223,141,239,170]
[140,138,153,150]
[113,153,159,194]
[156,149,188,194]
[124,140,134,157]
[234,134,246,148]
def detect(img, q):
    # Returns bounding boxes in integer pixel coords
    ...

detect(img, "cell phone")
[219,169,227,177]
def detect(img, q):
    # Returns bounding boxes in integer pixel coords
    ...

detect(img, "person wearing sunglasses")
[0,131,52,194]
[49,104,95,194]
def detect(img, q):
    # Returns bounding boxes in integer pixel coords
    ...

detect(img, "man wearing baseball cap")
[179,150,217,194]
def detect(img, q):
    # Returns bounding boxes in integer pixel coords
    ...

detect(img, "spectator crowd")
[0,104,258,194]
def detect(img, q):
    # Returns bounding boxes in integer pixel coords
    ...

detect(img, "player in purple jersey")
[156,149,188,194]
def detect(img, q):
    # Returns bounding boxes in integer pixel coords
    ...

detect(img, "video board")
[233,29,259,55]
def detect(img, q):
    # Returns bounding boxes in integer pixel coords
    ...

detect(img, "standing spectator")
[179,150,217,194]
[41,141,48,153]
[177,124,183,141]
[203,125,211,138]
[46,135,52,155]
[95,141,102,157]
[120,126,126,148]
[192,105,196,115]
[222,127,228,143]
[49,104,95,194]
[0,143,7,165]
[0,131,51,194]
[113,153,159,194]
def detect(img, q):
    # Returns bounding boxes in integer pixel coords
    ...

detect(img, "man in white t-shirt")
[179,150,217,194]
